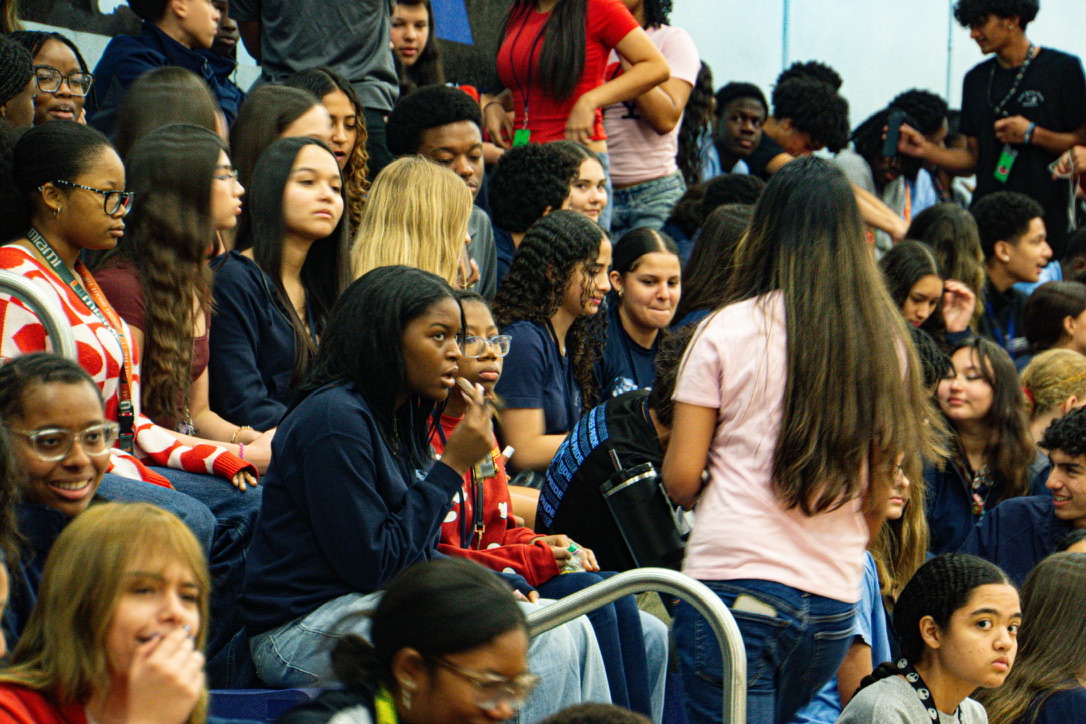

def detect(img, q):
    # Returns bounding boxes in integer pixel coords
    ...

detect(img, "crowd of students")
[1,0,1086,722]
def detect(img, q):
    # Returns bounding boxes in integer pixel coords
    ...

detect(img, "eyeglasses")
[461,335,512,358]
[49,180,134,215]
[428,657,539,712]
[7,422,120,462]
[212,168,239,181]
[33,65,94,96]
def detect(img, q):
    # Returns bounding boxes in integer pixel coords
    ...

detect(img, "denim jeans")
[609,172,686,243]
[674,579,855,724]
[97,473,216,552]
[537,572,668,722]
[251,591,611,723]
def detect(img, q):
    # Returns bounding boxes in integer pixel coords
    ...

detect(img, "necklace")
[987,44,1036,117]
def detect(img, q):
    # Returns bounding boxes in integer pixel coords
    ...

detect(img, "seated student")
[550,141,609,225]
[432,292,667,720]
[670,204,752,326]
[487,144,579,286]
[539,327,692,572]
[384,85,497,297]
[595,228,681,398]
[959,406,1086,586]
[836,554,1018,724]
[86,0,244,133]
[711,82,768,176]
[284,67,371,232]
[1021,281,1086,369]
[0,502,208,724]
[978,552,1086,724]
[1061,226,1086,283]
[240,267,610,720]
[492,211,611,476]
[1021,348,1086,482]
[208,137,350,431]
[95,125,273,471]
[229,85,332,245]
[0,35,34,129]
[879,240,976,342]
[907,201,987,328]
[887,88,950,216]
[351,156,471,289]
[8,31,92,125]
[658,181,705,257]
[973,191,1053,357]
[926,337,1037,555]
[277,559,537,724]
[111,66,220,162]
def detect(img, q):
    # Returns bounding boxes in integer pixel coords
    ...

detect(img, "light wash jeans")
[250,592,612,723]
[609,172,687,243]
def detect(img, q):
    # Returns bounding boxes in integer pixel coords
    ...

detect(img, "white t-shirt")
[836,674,988,724]
[602,24,700,185]
[672,292,867,602]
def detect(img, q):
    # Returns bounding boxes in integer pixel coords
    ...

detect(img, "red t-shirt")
[0,685,87,724]
[496,0,640,143]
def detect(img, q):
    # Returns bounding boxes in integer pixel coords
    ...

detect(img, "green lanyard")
[374,686,399,724]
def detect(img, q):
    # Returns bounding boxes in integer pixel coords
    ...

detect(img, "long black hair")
[671,204,752,324]
[241,136,350,387]
[493,210,609,412]
[879,239,947,337]
[393,0,445,92]
[502,0,588,102]
[296,265,457,470]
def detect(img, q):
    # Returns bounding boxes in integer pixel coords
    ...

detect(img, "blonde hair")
[869,473,930,609]
[351,156,471,286]
[1021,349,1086,420]
[0,503,210,724]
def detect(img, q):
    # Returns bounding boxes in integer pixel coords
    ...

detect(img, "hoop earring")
[53,206,62,218]
[399,679,416,710]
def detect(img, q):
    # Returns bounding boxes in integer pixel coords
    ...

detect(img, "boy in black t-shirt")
[899,0,1086,258]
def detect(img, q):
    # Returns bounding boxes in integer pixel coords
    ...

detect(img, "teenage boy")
[972,190,1052,355]
[959,405,1086,584]
[712,82,767,175]
[385,86,498,298]
[87,0,245,133]
[899,0,1086,258]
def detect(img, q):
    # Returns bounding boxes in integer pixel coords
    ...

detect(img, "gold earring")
[53,206,62,218]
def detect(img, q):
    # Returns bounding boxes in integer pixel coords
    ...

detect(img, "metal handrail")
[0,270,78,361]
[526,567,746,724]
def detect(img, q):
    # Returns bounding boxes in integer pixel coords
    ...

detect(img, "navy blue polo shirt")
[957,495,1074,586]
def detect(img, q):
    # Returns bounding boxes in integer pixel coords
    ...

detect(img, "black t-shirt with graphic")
[960,48,1086,257]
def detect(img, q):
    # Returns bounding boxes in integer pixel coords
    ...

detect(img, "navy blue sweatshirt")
[957,495,1072,586]
[240,383,464,636]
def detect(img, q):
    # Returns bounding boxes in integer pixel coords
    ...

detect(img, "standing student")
[208,137,350,431]
[595,228,681,398]
[836,554,1018,724]
[662,157,943,724]
[389,0,442,94]
[978,552,1086,724]
[492,210,612,475]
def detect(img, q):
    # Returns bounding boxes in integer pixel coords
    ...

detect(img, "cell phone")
[883,109,906,158]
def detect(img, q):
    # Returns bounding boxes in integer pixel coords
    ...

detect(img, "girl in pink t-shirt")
[662,156,945,724]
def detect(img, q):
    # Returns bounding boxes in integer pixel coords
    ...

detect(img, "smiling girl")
[552,141,609,224]
[8,31,92,125]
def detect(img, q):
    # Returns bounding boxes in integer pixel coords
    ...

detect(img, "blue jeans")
[674,579,855,724]
[251,591,612,723]
[97,473,216,552]
[537,572,668,721]
[610,172,686,243]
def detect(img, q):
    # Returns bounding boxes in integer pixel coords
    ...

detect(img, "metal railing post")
[0,271,78,361]
[526,568,746,724]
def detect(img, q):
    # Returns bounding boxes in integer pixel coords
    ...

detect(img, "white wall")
[670,0,1086,127]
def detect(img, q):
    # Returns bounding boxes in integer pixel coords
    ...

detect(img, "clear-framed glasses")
[461,334,512,358]
[7,421,120,462]
[212,167,239,182]
[33,65,94,97]
[428,657,540,711]
[48,180,134,215]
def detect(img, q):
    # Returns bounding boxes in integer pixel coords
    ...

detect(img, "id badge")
[513,128,531,147]
[994,143,1018,183]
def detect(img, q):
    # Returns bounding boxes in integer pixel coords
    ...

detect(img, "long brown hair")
[0,503,210,723]
[868,469,929,610]
[714,156,946,514]
[978,552,1086,724]
[95,124,224,428]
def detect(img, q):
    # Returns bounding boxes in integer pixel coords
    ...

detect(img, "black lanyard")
[505,5,548,129]
[896,658,963,723]
[24,229,136,453]
[988,44,1036,118]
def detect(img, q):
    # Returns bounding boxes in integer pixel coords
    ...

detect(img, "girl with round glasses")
[8,31,92,125]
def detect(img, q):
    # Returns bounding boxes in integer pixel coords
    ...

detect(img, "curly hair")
[663,181,707,239]
[94,124,224,428]
[701,173,764,217]
[386,85,482,157]
[284,67,371,231]
[493,210,608,411]
[488,143,575,233]
[641,0,672,28]
[971,190,1045,260]
[770,77,850,153]
[953,0,1038,28]
[1040,405,1086,458]
[675,62,714,187]
[890,88,949,138]
[714,81,767,118]
[775,60,842,91]
[851,107,922,182]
